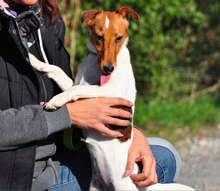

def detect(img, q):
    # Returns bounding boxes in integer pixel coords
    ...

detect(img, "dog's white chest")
[84,131,139,190]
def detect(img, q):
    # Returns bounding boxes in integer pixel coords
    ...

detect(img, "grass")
[133,95,220,144]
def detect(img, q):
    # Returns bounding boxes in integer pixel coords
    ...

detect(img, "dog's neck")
[86,40,111,86]
[86,40,97,55]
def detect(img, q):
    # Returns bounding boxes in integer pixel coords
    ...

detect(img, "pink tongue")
[100,74,111,86]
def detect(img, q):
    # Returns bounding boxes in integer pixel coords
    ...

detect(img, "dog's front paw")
[29,53,45,71]
[45,93,70,110]
[45,100,59,110]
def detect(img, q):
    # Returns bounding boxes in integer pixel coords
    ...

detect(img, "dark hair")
[39,0,60,22]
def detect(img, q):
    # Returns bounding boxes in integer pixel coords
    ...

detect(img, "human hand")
[125,128,158,187]
[66,97,133,138]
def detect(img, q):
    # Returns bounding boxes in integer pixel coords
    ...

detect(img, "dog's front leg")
[29,53,74,91]
[45,87,75,110]
[45,84,116,110]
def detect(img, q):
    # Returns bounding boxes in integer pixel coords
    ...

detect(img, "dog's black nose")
[103,65,114,73]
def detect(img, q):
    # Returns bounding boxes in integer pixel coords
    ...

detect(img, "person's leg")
[48,137,181,190]
[147,137,181,183]
[48,145,92,191]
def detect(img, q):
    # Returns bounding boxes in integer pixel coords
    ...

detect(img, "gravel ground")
[175,128,220,191]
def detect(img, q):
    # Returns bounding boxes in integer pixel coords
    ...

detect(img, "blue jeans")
[48,138,181,190]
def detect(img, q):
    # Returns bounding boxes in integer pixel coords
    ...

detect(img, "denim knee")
[147,137,181,183]
[48,146,92,191]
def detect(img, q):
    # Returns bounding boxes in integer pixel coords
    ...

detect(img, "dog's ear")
[115,6,140,21]
[81,10,102,28]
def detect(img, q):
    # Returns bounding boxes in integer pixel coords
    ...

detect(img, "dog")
[29,6,195,191]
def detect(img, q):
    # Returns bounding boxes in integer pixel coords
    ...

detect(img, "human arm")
[0,105,71,151]
[125,127,158,186]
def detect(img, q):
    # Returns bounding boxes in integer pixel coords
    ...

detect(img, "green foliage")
[134,95,220,142]
[128,0,207,99]
[135,96,219,127]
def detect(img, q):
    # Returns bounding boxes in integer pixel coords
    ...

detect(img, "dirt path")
[175,128,220,191]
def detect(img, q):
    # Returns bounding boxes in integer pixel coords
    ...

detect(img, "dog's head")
[81,6,139,85]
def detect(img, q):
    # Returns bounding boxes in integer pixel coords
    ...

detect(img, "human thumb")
[124,152,135,177]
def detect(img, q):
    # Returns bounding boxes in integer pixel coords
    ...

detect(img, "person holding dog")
[0,0,181,190]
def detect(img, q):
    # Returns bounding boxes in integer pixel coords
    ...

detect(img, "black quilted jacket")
[0,3,72,190]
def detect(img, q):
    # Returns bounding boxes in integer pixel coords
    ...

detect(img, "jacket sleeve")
[0,105,71,151]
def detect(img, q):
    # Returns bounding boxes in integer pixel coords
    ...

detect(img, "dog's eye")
[116,36,122,43]
[97,35,104,41]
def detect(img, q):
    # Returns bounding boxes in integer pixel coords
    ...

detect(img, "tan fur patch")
[109,106,132,142]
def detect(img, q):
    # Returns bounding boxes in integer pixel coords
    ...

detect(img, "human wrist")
[66,102,74,124]
[133,126,145,139]
[43,105,71,135]
[133,125,141,131]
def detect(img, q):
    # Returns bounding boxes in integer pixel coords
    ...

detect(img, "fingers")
[93,116,131,138]
[95,124,124,138]
[105,114,132,127]
[124,145,136,177]
[125,149,157,187]
[40,102,47,106]
[126,128,158,187]
[101,97,133,121]
[130,157,157,187]
[110,107,133,119]
[104,97,134,108]
[92,98,134,136]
